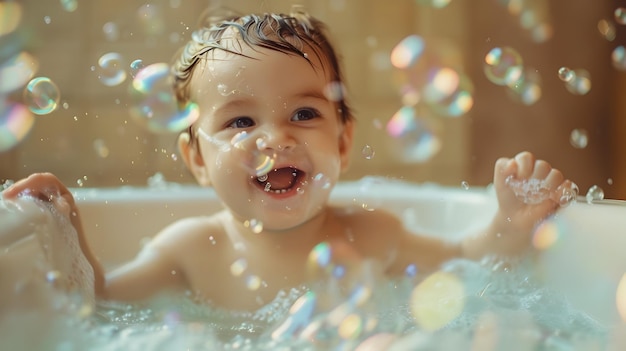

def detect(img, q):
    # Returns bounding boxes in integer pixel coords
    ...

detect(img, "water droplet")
[102,22,119,41]
[23,77,60,115]
[557,67,575,82]
[585,185,604,204]
[361,144,375,160]
[597,19,616,41]
[43,16,51,25]
[558,182,579,207]
[461,181,469,190]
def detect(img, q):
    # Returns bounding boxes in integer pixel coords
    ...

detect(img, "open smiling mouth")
[255,167,306,195]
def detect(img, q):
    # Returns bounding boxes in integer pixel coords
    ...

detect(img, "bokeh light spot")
[391,35,425,69]
[410,271,465,331]
[23,77,60,115]
[0,101,34,152]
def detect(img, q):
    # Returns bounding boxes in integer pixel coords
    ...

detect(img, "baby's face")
[186,44,353,231]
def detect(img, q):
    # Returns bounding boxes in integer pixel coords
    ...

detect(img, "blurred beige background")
[0,0,624,199]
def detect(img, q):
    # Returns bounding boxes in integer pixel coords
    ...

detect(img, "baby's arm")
[462,151,572,259]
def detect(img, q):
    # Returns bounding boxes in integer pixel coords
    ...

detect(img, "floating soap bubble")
[415,0,452,8]
[507,67,542,105]
[585,185,604,204]
[410,271,465,331]
[244,218,263,233]
[564,69,591,95]
[97,52,126,87]
[597,19,616,41]
[612,46,626,71]
[484,46,524,87]
[0,52,39,94]
[615,7,626,25]
[312,172,332,190]
[102,22,119,41]
[505,175,551,205]
[557,67,575,82]
[129,62,199,133]
[60,0,78,12]
[569,128,588,149]
[423,67,474,116]
[386,106,441,163]
[361,144,375,160]
[0,2,22,36]
[323,81,345,102]
[23,77,60,115]
[130,59,145,77]
[272,291,317,341]
[230,258,247,277]
[400,84,420,106]
[390,35,425,69]
[0,101,34,152]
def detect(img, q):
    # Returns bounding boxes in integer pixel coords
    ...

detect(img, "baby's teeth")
[257,174,268,182]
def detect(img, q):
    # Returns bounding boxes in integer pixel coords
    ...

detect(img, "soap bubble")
[597,19,616,41]
[557,67,575,82]
[361,144,375,160]
[557,182,579,207]
[390,35,425,69]
[386,106,441,163]
[102,22,119,41]
[615,7,626,25]
[505,175,551,205]
[0,52,39,94]
[564,69,591,95]
[0,101,34,152]
[585,185,604,204]
[423,67,474,117]
[60,0,78,12]
[23,77,60,115]
[484,47,524,87]
[129,62,199,133]
[130,59,145,77]
[97,52,126,87]
[0,2,22,36]
[611,46,626,71]
[569,128,588,149]
[230,258,247,277]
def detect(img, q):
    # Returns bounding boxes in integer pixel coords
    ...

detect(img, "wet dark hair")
[172,6,353,145]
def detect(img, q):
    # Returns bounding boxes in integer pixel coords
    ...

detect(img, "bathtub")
[2,177,626,349]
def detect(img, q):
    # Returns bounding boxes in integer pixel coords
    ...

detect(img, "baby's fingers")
[514,151,536,179]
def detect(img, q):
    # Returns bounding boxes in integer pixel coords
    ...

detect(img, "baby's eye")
[227,117,255,129]
[291,108,320,122]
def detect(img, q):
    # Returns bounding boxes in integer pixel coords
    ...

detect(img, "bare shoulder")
[147,210,228,253]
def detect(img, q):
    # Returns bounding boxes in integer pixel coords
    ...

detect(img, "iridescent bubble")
[569,128,588,149]
[386,106,441,163]
[597,19,616,41]
[102,22,119,41]
[557,67,574,82]
[0,101,34,152]
[410,271,465,331]
[230,258,247,277]
[251,152,275,178]
[308,242,332,270]
[390,35,425,69]
[0,52,39,94]
[60,0,78,12]
[323,81,345,102]
[361,144,375,159]
[130,59,145,77]
[564,69,591,95]
[484,47,524,87]
[461,181,469,190]
[0,2,22,36]
[129,62,199,133]
[244,218,263,233]
[415,0,452,8]
[585,185,604,204]
[23,77,60,115]
[611,46,626,71]
[97,52,126,87]
[423,67,474,116]
[615,7,626,25]
[312,172,332,190]
[507,68,541,105]
[532,219,561,250]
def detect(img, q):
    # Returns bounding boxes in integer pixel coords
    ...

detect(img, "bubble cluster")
[97,52,126,86]
[386,106,441,163]
[130,59,145,77]
[128,62,199,133]
[23,77,60,115]
[505,175,551,205]
[0,101,35,152]
[361,144,375,160]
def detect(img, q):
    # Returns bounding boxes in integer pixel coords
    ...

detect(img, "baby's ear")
[177,132,211,186]
[338,120,354,173]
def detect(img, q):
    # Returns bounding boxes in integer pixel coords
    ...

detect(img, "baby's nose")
[257,125,296,151]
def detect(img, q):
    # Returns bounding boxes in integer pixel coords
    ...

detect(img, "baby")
[2,8,572,311]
